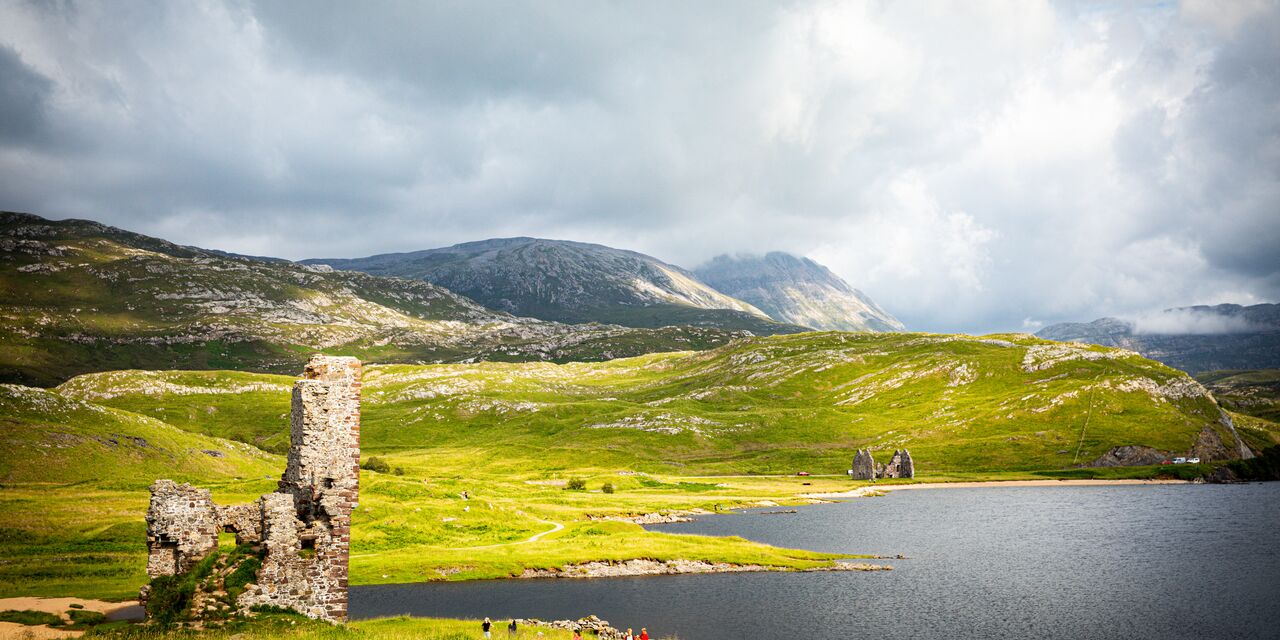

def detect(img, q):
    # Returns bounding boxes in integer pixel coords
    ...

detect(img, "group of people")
[481,617,650,640]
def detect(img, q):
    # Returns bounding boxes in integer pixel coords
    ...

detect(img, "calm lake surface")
[351,483,1280,640]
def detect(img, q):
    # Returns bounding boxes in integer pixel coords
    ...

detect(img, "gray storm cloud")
[0,0,1277,333]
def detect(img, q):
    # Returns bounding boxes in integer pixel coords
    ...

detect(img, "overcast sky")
[1,0,1277,333]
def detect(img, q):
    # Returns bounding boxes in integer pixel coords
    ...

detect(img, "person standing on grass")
[639,628,649,640]
[572,629,583,640]
[483,618,492,639]
[509,619,518,636]
[625,628,634,640]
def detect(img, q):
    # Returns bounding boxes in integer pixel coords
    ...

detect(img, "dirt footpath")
[0,597,141,640]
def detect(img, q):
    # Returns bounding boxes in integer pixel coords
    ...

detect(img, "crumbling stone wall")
[241,356,361,622]
[850,448,915,480]
[144,480,218,577]
[851,449,875,480]
[142,355,362,624]
[217,502,263,545]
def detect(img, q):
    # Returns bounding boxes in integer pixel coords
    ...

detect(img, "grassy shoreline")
[0,466,1215,602]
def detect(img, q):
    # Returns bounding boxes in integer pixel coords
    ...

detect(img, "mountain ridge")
[305,238,808,334]
[1036,303,1280,373]
[0,212,754,385]
[693,251,904,332]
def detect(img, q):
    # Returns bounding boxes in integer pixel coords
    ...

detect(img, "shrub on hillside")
[565,478,587,491]
[362,457,391,473]
[601,482,615,494]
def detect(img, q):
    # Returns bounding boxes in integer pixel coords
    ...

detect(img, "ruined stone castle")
[142,355,362,623]
[850,448,914,480]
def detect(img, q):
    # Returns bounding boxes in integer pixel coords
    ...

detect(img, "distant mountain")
[0,212,753,386]
[1036,304,1280,373]
[306,238,806,335]
[692,252,904,332]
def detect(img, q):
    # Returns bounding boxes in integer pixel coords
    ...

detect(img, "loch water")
[351,483,1280,640]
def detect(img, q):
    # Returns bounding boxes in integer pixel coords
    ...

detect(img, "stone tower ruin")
[141,355,362,623]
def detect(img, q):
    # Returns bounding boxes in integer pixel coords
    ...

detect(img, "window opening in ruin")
[299,536,317,559]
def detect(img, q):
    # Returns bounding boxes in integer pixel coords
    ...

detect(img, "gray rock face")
[693,252,904,332]
[1089,445,1168,467]
[307,238,806,334]
[1036,304,1280,373]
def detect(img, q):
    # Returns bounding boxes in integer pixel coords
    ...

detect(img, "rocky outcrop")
[1089,445,1168,467]
[142,355,362,623]
[513,615,624,640]
[519,558,890,579]
[1090,420,1253,468]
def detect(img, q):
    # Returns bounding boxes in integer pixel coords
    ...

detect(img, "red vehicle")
[797,471,811,476]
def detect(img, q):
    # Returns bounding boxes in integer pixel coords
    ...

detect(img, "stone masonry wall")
[144,480,218,578]
[142,355,362,624]
[849,448,916,480]
[241,355,361,622]
[851,449,875,480]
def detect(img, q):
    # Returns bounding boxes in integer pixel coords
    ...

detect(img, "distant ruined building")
[850,448,914,480]
[141,355,362,623]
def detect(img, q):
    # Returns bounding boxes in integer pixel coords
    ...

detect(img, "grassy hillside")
[0,212,751,386]
[68,332,1240,473]
[0,383,281,598]
[4,331,1254,600]
[0,384,279,486]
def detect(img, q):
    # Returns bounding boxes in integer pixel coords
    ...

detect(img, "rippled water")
[351,483,1280,640]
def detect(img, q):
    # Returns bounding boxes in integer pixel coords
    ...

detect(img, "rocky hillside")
[0,212,752,386]
[1036,304,1280,373]
[693,252,904,332]
[1196,369,1280,423]
[57,332,1272,474]
[306,238,806,334]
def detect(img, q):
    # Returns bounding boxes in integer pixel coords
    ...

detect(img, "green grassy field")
[79,612,585,640]
[4,331,1275,602]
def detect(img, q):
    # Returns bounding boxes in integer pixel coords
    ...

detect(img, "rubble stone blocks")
[850,448,916,480]
[142,355,362,624]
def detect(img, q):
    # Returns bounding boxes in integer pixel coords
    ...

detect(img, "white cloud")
[0,0,1276,333]
[1128,308,1264,335]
